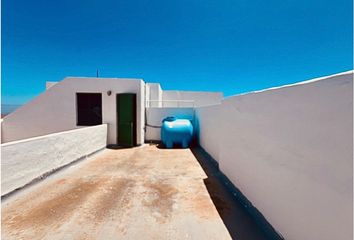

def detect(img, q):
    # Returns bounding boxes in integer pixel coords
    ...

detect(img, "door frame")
[116,93,137,146]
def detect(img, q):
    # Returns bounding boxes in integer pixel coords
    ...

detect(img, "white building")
[1,77,222,144]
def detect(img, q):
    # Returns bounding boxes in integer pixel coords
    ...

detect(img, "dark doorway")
[76,93,102,126]
[117,93,137,147]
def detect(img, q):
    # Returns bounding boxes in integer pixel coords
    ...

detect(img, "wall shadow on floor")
[190,147,270,240]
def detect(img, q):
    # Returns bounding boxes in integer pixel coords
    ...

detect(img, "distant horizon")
[1,104,22,115]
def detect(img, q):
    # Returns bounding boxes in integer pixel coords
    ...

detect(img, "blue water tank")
[161,117,193,149]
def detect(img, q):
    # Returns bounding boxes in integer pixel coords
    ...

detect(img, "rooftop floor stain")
[2,144,268,240]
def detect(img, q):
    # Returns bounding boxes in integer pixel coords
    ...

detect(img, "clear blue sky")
[2,0,353,104]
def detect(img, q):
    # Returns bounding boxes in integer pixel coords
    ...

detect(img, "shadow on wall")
[190,147,270,240]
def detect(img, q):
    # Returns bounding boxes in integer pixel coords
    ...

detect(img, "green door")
[117,93,137,147]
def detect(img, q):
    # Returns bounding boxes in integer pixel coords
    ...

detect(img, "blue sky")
[2,0,353,104]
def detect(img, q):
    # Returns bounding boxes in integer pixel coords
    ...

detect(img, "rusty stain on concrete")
[93,178,134,222]
[143,182,178,223]
[2,145,232,239]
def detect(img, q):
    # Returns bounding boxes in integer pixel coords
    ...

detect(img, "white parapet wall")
[145,107,195,141]
[195,71,353,240]
[1,124,107,196]
[195,104,221,162]
[146,83,163,107]
[162,90,223,107]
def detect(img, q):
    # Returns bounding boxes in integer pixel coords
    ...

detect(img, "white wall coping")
[224,70,353,101]
[2,124,107,147]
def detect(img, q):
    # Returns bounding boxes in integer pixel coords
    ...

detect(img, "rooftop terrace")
[1,71,353,240]
[2,145,268,239]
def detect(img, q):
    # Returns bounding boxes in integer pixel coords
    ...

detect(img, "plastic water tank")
[161,116,193,149]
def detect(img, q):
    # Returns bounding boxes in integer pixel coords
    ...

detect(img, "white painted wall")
[196,71,353,240]
[195,104,221,162]
[163,90,223,107]
[2,77,145,145]
[145,107,195,141]
[138,80,145,144]
[146,83,163,107]
[1,124,107,196]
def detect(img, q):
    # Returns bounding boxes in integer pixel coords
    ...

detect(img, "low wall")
[162,91,223,107]
[145,107,195,141]
[196,71,353,240]
[1,124,107,196]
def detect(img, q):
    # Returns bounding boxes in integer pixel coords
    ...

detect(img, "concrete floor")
[2,144,268,240]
